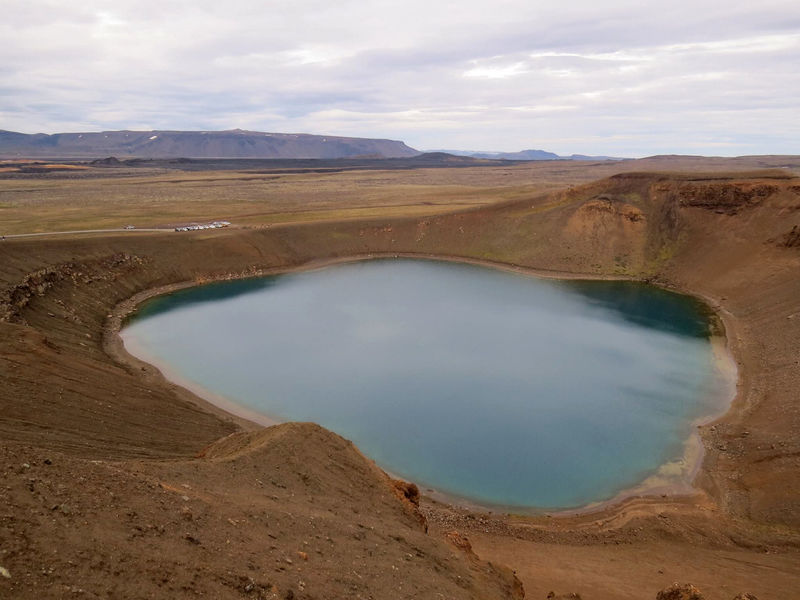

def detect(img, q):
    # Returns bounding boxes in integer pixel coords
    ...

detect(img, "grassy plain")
[0,165,558,234]
[3,155,799,235]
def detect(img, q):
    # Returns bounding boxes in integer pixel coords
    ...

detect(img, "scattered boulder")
[391,478,427,530]
[547,593,582,600]
[391,479,420,506]
[445,530,475,556]
[656,583,704,600]
[780,224,800,248]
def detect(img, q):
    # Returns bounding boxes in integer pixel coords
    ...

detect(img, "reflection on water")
[560,280,711,338]
[122,259,725,509]
[136,277,281,316]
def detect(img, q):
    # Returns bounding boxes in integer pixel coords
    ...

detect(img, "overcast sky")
[2,1,798,156]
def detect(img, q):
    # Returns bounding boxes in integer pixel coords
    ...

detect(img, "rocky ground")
[0,427,521,599]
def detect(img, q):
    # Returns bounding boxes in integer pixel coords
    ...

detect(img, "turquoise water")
[122,259,724,509]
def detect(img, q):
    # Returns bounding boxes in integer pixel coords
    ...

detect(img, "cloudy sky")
[2,0,799,156]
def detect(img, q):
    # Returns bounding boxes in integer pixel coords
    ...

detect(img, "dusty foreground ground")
[1,158,800,598]
[1,428,520,599]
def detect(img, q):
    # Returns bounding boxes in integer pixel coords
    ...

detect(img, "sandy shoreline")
[104,251,742,517]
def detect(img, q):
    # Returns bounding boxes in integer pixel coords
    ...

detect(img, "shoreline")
[105,251,741,518]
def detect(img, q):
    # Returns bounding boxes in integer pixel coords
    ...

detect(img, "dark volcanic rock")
[656,583,704,600]
[676,182,778,215]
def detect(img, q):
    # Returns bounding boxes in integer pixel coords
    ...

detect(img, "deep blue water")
[122,259,724,509]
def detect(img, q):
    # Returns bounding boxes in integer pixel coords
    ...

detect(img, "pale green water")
[122,259,727,509]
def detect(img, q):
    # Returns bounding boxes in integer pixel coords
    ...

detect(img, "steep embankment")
[1,169,799,597]
[0,423,521,598]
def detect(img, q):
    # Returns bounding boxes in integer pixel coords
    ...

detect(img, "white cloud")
[464,62,529,80]
[1,0,798,155]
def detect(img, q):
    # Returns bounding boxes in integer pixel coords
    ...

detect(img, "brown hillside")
[1,167,799,598]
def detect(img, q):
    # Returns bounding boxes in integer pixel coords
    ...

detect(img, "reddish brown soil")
[1,426,521,599]
[1,164,800,598]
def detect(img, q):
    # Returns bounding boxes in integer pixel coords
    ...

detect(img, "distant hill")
[407,152,500,164]
[471,149,560,160]
[0,129,420,159]
[429,148,625,161]
[562,153,624,161]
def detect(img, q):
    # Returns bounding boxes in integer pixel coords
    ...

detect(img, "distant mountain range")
[0,128,624,162]
[429,149,624,161]
[0,129,420,159]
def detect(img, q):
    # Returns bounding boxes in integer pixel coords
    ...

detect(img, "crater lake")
[121,259,732,510]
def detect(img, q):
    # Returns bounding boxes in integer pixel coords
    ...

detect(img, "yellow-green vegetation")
[4,156,798,235]
[0,166,579,235]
